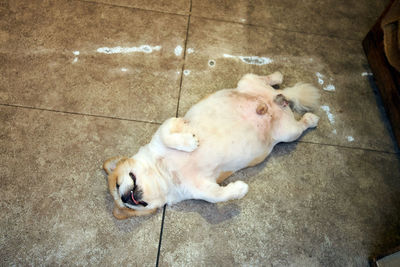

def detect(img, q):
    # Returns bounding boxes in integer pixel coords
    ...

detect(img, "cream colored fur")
[103,72,320,219]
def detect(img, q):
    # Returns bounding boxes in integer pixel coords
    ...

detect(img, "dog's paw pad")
[189,134,199,149]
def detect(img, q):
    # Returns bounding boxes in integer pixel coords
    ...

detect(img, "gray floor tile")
[177,17,397,152]
[0,0,187,122]
[1,0,399,265]
[159,142,400,266]
[83,0,190,15]
[0,105,161,266]
[191,0,389,40]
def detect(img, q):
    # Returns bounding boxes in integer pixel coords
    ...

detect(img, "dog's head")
[103,156,158,219]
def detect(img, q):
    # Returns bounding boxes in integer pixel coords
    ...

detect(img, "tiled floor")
[1,0,399,266]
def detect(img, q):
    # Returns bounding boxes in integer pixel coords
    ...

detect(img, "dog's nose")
[121,192,130,203]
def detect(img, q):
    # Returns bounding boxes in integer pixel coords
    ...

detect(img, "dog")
[103,72,320,219]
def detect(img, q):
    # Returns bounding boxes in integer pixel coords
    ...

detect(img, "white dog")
[103,72,320,219]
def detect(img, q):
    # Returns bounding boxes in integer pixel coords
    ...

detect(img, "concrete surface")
[1,0,399,266]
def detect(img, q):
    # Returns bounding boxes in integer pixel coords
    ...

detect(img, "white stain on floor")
[316,72,324,85]
[316,72,335,91]
[72,51,79,63]
[324,84,336,91]
[321,105,335,124]
[187,48,194,54]
[97,45,161,54]
[175,45,183,56]
[347,136,354,142]
[183,70,191,76]
[361,72,373,76]
[223,54,273,65]
[121,68,128,72]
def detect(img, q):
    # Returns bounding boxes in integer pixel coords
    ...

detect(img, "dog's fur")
[103,72,320,219]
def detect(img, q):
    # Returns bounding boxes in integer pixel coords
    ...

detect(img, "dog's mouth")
[130,191,140,205]
[120,173,148,207]
[121,190,141,206]
[121,195,148,208]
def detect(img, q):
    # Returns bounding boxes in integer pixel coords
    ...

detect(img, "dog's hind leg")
[158,117,199,152]
[273,112,319,143]
[190,179,249,203]
[241,72,283,86]
[237,72,283,93]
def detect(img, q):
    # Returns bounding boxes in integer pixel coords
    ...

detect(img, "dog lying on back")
[103,72,320,219]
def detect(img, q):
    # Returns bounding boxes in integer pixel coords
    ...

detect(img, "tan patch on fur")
[170,121,184,134]
[103,156,128,175]
[105,157,136,210]
[172,171,181,185]
[229,90,257,101]
[200,93,212,102]
[217,171,233,184]
[248,153,267,167]
[108,158,134,189]
[113,203,157,220]
[107,157,158,219]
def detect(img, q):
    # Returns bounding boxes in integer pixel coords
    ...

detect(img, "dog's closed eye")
[129,172,136,185]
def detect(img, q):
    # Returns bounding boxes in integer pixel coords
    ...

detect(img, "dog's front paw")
[227,181,249,199]
[302,113,319,128]
[179,133,199,152]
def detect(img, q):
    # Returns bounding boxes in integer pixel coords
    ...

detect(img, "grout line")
[298,140,399,155]
[189,15,362,42]
[1,104,397,155]
[156,2,191,265]
[175,0,193,118]
[78,0,365,42]
[0,103,162,125]
[78,0,189,17]
[155,204,167,267]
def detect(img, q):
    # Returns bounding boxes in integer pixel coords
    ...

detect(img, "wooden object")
[363,0,400,148]
[370,245,400,266]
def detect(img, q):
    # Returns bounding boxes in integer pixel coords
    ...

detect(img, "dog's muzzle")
[121,191,138,206]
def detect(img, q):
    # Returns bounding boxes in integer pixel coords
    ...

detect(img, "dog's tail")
[281,83,320,112]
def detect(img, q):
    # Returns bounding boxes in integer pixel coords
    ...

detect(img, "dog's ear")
[103,156,128,175]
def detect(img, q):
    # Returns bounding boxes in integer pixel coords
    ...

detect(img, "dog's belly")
[181,89,278,177]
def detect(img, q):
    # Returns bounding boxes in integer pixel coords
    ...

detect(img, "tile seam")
[73,0,371,42]
[298,140,399,155]
[175,0,192,118]
[188,15,366,42]
[76,0,189,17]
[1,104,397,155]
[155,204,167,267]
[0,103,162,125]
[159,3,193,264]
